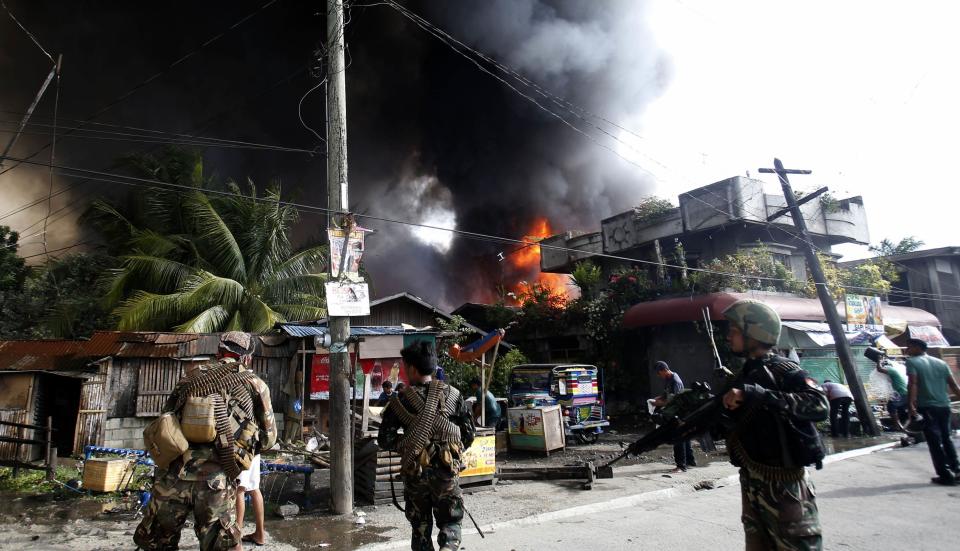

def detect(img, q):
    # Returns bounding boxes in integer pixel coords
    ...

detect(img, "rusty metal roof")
[0,340,89,371]
[85,332,220,358]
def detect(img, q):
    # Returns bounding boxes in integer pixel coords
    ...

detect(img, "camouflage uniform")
[378,381,475,551]
[727,354,828,551]
[134,358,276,551]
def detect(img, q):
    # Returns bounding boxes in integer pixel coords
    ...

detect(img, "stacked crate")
[355,439,403,505]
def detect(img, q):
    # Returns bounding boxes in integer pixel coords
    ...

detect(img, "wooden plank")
[0,435,50,446]
[0,419,56,431]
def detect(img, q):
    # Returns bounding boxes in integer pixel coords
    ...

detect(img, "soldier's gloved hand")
[723,388,745,410]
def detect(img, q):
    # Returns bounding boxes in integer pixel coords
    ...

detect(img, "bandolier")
[166,359,260,479]
[386,380,464,476]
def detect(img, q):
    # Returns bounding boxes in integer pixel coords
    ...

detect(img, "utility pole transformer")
[326,0,353,514]
[761,158,879,436]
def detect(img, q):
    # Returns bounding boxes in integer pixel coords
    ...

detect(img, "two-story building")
[540,175,870,278]
[842,246,960,345]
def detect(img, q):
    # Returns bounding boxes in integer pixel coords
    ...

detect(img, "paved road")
[457,437,960,551]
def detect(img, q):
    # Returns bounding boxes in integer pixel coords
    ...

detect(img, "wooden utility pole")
[326,0,353,513]
[760,158,879,436]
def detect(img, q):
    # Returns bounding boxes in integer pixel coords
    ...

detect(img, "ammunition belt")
[171,360,257,479]
[387,381,462,475]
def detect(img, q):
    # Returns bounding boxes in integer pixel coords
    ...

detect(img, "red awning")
[622,292,940,329]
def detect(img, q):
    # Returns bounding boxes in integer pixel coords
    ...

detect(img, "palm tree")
[84,148,327,333]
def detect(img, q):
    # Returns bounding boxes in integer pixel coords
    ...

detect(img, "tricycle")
[507,363,610,444]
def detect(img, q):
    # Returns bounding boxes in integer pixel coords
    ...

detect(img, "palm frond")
[117,254,199,294]
[264,273,328,304]
[114,290,184,331]
[243,295,285,333]
[184,191,247,282]
[177,271,245,315]
[273,303,326,321]
[269,245,329,281]
[175,304,232,333]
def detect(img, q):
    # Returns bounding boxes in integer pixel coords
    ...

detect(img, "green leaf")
[184,192,247,282]
[175,304,231,333]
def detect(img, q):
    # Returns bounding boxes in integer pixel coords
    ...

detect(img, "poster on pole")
[845,294,883,331]
[328,228,365,280]
[325,282,370,316]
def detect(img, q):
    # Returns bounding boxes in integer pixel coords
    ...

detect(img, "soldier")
[377,341,475,551]
[134,331,277,551]
[720,300,828,551]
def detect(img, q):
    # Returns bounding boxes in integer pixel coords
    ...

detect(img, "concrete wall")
[103,417,150,450]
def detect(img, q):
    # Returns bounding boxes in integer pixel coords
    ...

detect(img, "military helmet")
[220,331,254,356]
[722,299,781,346]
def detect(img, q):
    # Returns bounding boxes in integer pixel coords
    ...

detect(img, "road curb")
[358,441,901,550]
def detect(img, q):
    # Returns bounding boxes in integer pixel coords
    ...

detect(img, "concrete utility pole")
[326,0,353,513]
[761,158,879,436]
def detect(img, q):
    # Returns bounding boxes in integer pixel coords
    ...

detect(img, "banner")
[328,228,365,281]
[845,294,883,331]
[325,282,370,316]
[460,435,496,478]
[310,354,406,400]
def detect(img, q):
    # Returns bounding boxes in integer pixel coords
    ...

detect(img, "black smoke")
[0,0,669,310]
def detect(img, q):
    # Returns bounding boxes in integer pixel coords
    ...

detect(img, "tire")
[576,431,599,445]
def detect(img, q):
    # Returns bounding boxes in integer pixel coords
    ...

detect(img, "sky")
[2,1,958,309]
[624,0,960,259]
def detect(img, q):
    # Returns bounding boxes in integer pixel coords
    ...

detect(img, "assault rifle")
[596,378,732,478]
[596,306,735,479]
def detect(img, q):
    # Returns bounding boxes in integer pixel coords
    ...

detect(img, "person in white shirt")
[822,380,854,437]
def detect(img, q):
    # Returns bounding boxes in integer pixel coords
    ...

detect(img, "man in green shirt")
[906,338,960,486]
[877,359,908,431]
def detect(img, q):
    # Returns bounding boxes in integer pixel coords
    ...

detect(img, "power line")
[0,155,859,286]
[19,240,92,260]
[3,64,310,231]
[0,126,318,154]
[0,0,280,178]
[9,156,960,307]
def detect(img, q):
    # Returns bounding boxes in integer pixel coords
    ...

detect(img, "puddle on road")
[265,516,390,550]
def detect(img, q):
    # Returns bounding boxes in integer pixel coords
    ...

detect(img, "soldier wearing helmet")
[135,331,276,551]
[721,299,828,551]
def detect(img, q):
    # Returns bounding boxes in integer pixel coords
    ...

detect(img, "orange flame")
[507,218,571,305]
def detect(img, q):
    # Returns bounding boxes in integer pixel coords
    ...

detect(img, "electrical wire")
[9,156,959,306]
[0,155,887,287]
[297,78,328,145]
[0,0,281,178]
[0,120,318,154]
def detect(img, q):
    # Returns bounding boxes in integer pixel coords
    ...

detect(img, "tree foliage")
[0,249,117,339]
[570,260,602,300]
[84,147,328,333]
[633,196,674,224]
[689,245,805,295]
[869,237,925,257]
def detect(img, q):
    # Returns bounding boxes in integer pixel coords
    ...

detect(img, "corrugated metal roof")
[277,324,438,338]
[0,340,89,371]
[87,331,220,359]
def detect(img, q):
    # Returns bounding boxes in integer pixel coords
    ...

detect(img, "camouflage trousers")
[134,471,241,551]
[740,469,822,551]
[402,466,464,551]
